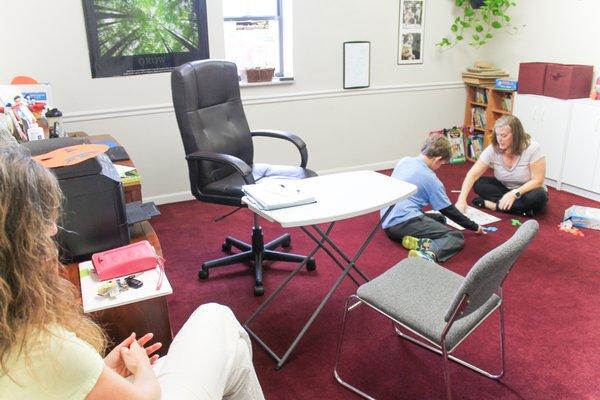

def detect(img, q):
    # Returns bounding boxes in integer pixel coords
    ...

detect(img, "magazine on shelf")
[445,127,466,164]
[242,180,315,210]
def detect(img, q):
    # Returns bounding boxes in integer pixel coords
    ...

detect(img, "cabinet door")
[513,94,542,138]
[562,103,600,190]
[514,94,571,181]
[537,97,572,181]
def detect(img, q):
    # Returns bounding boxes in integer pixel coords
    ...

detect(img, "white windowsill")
[240,78,294,88]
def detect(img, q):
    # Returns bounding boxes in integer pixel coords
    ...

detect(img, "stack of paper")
[113,164,141,186]
[242,180,315,210]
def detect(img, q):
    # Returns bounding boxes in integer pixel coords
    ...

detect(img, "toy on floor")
[482,226,498,232]
[511,219,522,226]
[558,220,585,237]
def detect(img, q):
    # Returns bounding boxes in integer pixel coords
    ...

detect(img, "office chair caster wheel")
[306,259,316,271]
[198,269,209,280]
[253,285,264,296]
[221,242,232,252]
[282,237,291,248]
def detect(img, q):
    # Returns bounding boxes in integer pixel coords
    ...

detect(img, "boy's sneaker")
[402,236,432,251]
[408,249,436,263]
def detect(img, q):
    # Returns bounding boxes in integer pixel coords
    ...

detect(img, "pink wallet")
[91,240,165,289]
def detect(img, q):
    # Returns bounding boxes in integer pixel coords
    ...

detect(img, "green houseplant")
[437,0,517,48]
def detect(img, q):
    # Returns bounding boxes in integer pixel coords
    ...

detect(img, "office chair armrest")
[186,151,255,184]
[250,129,308,168]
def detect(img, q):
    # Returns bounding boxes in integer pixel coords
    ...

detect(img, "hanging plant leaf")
[438,0,518,48]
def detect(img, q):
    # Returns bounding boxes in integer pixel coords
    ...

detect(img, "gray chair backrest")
[445,219,539,322]
[171,60,254,189]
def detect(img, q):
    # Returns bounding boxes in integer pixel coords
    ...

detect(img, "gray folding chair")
[334,220,539,400]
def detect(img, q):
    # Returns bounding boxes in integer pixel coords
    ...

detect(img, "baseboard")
[554,183,600,202]
[145,190,195,205]
[145,160,398,205]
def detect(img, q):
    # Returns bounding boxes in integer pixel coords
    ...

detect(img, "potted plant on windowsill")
[242,67,276,83]
[437,0,518,48]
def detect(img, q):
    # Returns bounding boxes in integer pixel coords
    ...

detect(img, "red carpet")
[153,163,600,399]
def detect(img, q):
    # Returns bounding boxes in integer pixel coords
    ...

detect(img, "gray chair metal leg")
[335,294,505,400]
[334,295,376,400]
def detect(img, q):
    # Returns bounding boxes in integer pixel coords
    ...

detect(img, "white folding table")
[243,170,417,369]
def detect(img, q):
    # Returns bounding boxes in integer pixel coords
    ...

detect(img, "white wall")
[482,0,599,80]
[1,0,483,203]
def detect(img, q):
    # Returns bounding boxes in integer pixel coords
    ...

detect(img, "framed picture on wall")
[81,0,210,78]
[398,0,425,64]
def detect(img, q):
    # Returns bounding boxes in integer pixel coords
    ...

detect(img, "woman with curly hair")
[0,145,264,400]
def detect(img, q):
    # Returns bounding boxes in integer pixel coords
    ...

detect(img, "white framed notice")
[343,41,370,89]
[398,0,425,64]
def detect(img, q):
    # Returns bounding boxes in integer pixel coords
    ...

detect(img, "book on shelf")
[471,107,487,130]
[467,135,485,159]
[501,94,513,112]
[474,87,488,104]
[242,180,315,210]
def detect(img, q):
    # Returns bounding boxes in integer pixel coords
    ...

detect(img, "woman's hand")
[498,190,517,211]
[120,339,153,376]
[104,332,162,377]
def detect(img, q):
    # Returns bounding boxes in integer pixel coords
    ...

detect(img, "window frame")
[223,0,287,78]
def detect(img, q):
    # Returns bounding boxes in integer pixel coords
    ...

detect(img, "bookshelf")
[463,84,515,162]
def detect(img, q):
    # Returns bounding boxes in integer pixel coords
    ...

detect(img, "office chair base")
[199,228,315,296]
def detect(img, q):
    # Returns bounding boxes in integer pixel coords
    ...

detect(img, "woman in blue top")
[383,136,483,262]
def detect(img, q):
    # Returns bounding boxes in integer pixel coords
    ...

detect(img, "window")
[223,0,292,78]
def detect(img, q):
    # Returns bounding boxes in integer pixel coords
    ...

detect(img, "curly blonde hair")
[0,146,106,374]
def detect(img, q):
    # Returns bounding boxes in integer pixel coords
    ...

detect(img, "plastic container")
[27,122,44,141]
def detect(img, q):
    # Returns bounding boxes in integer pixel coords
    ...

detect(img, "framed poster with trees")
[81,0,209,78]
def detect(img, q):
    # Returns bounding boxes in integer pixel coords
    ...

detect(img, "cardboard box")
[517,62,549,95]
[543,64,593,100]
[563,205,600,231]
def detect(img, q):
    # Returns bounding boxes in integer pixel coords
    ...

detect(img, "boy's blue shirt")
[381,156,451,229]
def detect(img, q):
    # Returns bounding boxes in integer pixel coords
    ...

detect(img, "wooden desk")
[63,133,172,355]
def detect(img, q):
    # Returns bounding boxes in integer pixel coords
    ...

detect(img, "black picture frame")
[343,41,371,89]
[81,0,210,78]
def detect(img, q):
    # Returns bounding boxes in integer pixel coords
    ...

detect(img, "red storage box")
[517,62,549,95]
[543,64,593,99]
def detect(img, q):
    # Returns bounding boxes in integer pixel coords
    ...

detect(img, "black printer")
[22,138,130,262]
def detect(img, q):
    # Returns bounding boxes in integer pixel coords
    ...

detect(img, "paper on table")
[427,206,500,231]
[242,180,315,210]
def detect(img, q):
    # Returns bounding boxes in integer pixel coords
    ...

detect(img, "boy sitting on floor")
[382,135,483,262]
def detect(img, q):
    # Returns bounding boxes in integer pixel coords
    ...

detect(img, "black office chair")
[171,60,317,296]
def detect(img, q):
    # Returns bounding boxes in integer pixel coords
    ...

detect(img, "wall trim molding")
[64,81,465,123]
[145,159,398,205]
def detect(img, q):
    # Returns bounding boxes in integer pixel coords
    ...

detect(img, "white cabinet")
[562,100,600,193]
[514,94,600,197]
[513,94,572,182]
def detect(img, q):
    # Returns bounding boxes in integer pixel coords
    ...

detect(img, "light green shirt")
[0,325,104,400]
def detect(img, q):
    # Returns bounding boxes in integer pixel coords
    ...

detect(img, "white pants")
[154,303,265,400]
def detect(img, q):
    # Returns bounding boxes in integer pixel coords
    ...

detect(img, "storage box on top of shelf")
[563,205,600,231]
[543,64,594,100]
[495,78,518,91]
[517,62,549,95]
